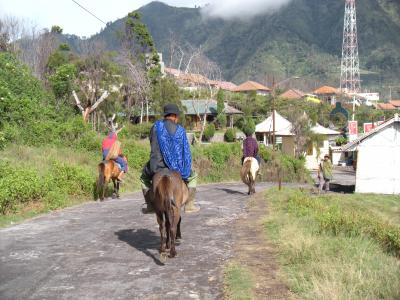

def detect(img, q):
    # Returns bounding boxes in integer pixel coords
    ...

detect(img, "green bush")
[123,123,153,140]
[217,113,227,129]
[0,162,46,214]
[259,144,273,162]
[224,128,236,142]
[0,131,5,150]
[335,136,347,146]
[203,123,216,141]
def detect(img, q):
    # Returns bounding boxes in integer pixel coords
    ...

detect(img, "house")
[181,99,243,130]
[341,114,400,195]
[375,103,396,110]
[280,89,306,100]
[213,81,238,92]
[389,100,400,109]
[234,81,271,96]
[255,111,295,156]
[313,85,339,105]
[164,67,237,92]
[305,124,341,169]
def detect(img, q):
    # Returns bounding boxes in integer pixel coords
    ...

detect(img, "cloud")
[201,0,293,19]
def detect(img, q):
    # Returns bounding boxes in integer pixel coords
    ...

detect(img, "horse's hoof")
[111,194,117,199]
[160,252,167,264]
[175,238,182,245]
[169,250,177,258]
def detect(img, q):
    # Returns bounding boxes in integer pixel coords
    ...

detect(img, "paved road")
[0,182,273,300]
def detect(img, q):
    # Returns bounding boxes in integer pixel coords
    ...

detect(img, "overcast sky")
[0,1,208,37]
[0,0,292,37]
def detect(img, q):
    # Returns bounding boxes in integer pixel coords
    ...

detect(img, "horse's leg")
[176,216,182,240]
[116,180,120,199]
[165,212,171,251]
[169,212,178,258]
[157,212,166,253]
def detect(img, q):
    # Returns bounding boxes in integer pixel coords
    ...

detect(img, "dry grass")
[264,188,400,300]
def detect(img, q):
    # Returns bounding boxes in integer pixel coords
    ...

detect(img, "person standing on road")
[318,154,333,193]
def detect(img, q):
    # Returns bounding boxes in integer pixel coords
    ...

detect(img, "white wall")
[306,140,331,170]
[356,123,400,194]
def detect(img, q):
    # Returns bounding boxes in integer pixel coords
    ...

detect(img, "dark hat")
[163,103,180,117]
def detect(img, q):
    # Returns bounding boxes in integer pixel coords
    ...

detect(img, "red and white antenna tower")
[340,0,361,94]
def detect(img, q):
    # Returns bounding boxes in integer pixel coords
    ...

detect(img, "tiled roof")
[280,89,306,99]
[234,81,271,92]
[376,103,396,110]
[182,100,243,115]
[389,100,400,107]
[214,81,238,91]
[313,86,339,95]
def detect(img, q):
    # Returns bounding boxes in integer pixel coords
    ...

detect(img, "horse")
[97,160,123,201]
[240,157,260,195]
[152,170,189,262]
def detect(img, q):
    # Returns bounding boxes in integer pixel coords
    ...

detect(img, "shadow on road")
[217,188,246,196]
[115,229,164,266]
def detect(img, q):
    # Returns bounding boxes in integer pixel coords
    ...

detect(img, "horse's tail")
[98,162,106,187]
[241,159,252,184]
[156,175,176,210]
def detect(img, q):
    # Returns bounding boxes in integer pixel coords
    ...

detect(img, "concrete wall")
[355,123,400,195]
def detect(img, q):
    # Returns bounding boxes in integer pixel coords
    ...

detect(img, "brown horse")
[152,170,189,261]
[240,157,260,195]
[97,160,122,201]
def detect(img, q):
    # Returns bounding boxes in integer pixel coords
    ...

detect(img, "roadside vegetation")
[224,263,254,300]
[264,188,400,299]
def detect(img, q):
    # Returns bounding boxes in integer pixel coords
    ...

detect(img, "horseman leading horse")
[241,157,259,195]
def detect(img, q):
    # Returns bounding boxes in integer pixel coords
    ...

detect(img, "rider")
[102,131,128,182]
[242,131,261,166]
[140,103,199,214]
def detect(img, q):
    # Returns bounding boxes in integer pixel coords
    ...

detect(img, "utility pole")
[272,77,276,148]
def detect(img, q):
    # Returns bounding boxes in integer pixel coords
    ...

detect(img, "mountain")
[71,1,400,94]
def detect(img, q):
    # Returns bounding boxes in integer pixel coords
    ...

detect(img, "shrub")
[335,136,347,146]
[0,130,5,150]
[217,113,227,129]
[259,144,273,162]
[224,128,236,142]
[203,123,216,141]
[123,123,153,140]
[0,162,46,214]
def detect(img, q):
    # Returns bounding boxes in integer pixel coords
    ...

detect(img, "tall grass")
[264,188,400,300]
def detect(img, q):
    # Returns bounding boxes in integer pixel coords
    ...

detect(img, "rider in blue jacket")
[140,104,198,214]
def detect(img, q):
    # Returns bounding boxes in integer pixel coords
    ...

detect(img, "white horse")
[240,157,260,195]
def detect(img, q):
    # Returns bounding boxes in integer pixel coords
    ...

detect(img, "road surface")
[0,182,273,300]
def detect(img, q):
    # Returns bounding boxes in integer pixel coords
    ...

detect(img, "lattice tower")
[340,0,361,94]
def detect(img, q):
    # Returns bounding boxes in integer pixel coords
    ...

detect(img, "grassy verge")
[224,263,254,300]
[264,188,400,299]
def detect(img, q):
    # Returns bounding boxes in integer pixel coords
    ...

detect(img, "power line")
[71,0,108,26]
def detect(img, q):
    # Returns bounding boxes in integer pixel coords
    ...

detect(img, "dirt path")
[0,182,283,300]
[231,192,293,299]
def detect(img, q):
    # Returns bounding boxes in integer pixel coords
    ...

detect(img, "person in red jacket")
[102,132,127,182]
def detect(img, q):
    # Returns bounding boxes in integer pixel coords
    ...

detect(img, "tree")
[122,11,162,122]
[72,51,121,129]
[48,63,76,108]
[287,109,312,158]
[152,77,181,114]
